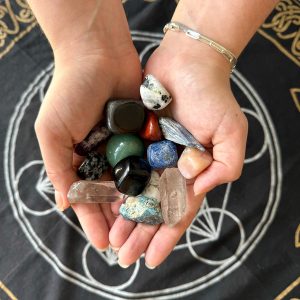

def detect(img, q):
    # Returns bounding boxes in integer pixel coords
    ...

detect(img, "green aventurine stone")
[106,134,144,167]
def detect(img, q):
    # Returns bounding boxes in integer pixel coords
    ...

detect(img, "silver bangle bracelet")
[163,21,237,71]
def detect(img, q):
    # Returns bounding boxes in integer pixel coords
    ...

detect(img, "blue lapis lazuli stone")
[147,140,178,169]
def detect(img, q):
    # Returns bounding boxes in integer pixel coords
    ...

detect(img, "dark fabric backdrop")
[0,1,299,299]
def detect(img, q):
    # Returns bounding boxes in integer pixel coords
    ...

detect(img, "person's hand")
[109,33,248,268]
[32,0,142,250]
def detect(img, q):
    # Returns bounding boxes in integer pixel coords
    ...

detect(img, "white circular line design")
[3,31,282,299]
[187,208,246,266]
[242,108,268,164]
[82,243,141,291]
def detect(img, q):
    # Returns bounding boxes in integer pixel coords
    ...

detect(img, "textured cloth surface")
[0,1,299,299]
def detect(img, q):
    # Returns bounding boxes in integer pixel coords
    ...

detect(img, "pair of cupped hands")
[34,2,248,269]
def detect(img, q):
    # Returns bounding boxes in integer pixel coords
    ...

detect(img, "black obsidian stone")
[106,99,145,134]
[112,156,151,196]
[77,152,108,180]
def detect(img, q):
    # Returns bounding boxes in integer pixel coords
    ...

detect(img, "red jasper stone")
[140,111,162,141]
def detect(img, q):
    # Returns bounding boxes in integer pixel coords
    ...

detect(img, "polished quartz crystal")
[67,180,122,203]
[112,156,151,196]
[159,168,187,226]
[106,99,145,134]
[159,117,205,152]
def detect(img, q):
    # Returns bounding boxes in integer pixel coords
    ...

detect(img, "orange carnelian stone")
[140,111,162,141]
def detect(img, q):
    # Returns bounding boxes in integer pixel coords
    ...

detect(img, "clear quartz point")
[159,168,187,226]
[67,180,122,203]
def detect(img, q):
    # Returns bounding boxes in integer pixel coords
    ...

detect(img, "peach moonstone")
[177,147,213,179]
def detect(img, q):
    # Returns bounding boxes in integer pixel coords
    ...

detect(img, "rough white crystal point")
[159,117,205,152]
[159,168,187,226]
[141,171,160,201]
[67,180,122,203]
[140,74,172,110]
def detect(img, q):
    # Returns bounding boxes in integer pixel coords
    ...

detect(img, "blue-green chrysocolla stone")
[106,134,144,167]
[119,195,163,225]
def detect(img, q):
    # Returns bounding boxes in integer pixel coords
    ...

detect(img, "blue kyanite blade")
[159,117,205,152]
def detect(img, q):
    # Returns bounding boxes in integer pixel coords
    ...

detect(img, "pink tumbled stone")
[177,147,213,179]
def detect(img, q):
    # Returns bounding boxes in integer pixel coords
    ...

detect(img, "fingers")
[109,186,205,269]
[72,203,110,250]
[144,188,204,268]
[117,223,160,268]
[193,112,248,195]
[101,203,117,229]
[109,216,136,251]
[111,199,123,216]
[193,160,240,195]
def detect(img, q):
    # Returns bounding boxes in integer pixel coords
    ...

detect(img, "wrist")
[52,0,135,68]
[172,0,278,59]
[172,0,241,57]
[29,0,133,63]
[160,32,232,78]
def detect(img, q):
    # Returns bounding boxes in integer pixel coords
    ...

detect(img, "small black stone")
[77,152,108,180]
[106,99,145,134]
[161,94,169,103]
[153,103,161,109]
[112,156,151,196]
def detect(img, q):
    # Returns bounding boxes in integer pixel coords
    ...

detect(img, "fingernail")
[145,262,156,270]
[110,245,120,252]
[118,260,130,269]
[193,186,208,197]
[98,246,109,252]
[178,147,212,179]
[55,190,64,211]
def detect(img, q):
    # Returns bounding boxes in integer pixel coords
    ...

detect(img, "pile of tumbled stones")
[67,75,210,226]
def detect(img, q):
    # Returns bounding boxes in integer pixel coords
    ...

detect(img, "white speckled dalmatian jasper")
[141,170,160,201]
[140,74,172,110]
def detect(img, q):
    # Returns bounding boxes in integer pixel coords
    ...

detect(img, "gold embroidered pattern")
[295,224,300,247]
[275,277,300,300]
[258,0,300,67]
[290,88,300,112]
[0,281,18,300]
[0,0,37,59]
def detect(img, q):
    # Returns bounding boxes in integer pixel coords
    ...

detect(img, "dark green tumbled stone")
[106,99,145,134]
[106,134,144,167]
[112,156,151,196]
